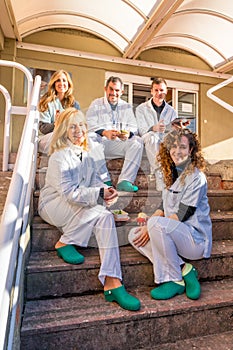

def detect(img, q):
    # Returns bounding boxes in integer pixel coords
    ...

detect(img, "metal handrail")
[0,63,41,349]
[0,60,33,171]
[207,75,233,113]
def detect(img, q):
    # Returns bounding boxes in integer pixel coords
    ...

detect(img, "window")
[177,91,197,132]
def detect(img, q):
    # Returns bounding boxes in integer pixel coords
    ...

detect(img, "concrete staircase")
[4,153,232,349]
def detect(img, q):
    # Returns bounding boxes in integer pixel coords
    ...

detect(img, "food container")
[111,209,129,221]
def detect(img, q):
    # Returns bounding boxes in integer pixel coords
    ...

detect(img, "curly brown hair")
[157,129,206,188]
[38,70,75,112]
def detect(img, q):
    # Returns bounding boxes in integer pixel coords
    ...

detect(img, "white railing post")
[0,60,41,350]
[0,60,33,171]
[0,60,33,103]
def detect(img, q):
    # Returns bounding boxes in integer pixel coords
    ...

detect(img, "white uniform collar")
[67,139,83,158]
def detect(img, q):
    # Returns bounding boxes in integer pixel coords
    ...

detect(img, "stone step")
[36,154,151,172]
[36,154,233,190]
[0,170,13,178]
[207,189,233,211]
[31,211,233,252]
[25,240,233,300]
[35,166,229,192]
[146,331,233,350]
[32,188,162,215]
[35,155,151,191]
[20,278,233,350]
[35,168,150,191]
[0,171,13,215]
[32,188,233,218]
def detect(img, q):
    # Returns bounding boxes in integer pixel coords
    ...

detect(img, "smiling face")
[54,72,69,96]
[67,117,87,146]
[169,135,191,166]
[151,82,167,106]
[105,81,123,105]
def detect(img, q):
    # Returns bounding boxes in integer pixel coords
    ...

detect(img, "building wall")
[0,29,232,161]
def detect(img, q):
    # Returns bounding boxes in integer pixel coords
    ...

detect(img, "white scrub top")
[162,168,212,258]
[136,98,177,137]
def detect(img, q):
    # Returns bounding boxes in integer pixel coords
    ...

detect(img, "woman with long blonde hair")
[38,70,80,153]
[38,107,140,312]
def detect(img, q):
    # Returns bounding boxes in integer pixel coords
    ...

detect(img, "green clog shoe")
[182,264,201,300]
[116,180,138,192]
[104,285,140,311]
[56,245,85,264]
[151,281,185,300]
[104,180,113,187]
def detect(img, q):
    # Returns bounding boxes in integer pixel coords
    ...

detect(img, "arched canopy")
[1,0,233,73]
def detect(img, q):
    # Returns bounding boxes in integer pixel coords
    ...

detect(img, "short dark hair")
[151,77,167,88]
[106,76,123,88]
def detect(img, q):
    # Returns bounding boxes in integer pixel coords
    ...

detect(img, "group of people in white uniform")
[39,73,177,192]
[38,71,212,311]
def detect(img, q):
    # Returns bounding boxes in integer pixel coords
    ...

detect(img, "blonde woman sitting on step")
[38,107,140,311]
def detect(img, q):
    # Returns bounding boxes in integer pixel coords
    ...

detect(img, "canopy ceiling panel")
[18,15,130,51]
[1,0,233,73]
[178,0,233,17]
[147,36,224,69]
[11,0,157,46]
[146,13,233,69]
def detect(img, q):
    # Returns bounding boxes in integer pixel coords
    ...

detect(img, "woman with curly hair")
[38,69,80,153]
[129,128,212,300]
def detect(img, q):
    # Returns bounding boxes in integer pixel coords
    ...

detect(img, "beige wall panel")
[200,84,233,162]
[0,94,4,151]
[140,48,211,72]
[25,30,121,57]
[0,39,16,152]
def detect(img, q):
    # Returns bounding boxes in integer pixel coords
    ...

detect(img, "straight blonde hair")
[49,108,88,155]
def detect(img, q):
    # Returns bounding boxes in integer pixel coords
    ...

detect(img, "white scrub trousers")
[128,216,205,284]
[142,132,161,174]
[89,133,143,183]
[40,202,122,286]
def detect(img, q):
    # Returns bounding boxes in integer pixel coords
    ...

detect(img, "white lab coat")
[38,147,122,285]
[86,96,138,133]
[136,99,177,173]
[86,96,143,183]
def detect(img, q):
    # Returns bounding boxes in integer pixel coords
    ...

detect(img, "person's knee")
[147,216,162,231]
[135,135,143,144]
[128,137,143,151]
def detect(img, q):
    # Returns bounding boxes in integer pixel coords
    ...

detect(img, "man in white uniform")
[135,77,178,190]
[86,76,143,192]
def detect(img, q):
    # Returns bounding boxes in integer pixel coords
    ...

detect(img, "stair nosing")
[26,240,233,274]
[21,278,233,335]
